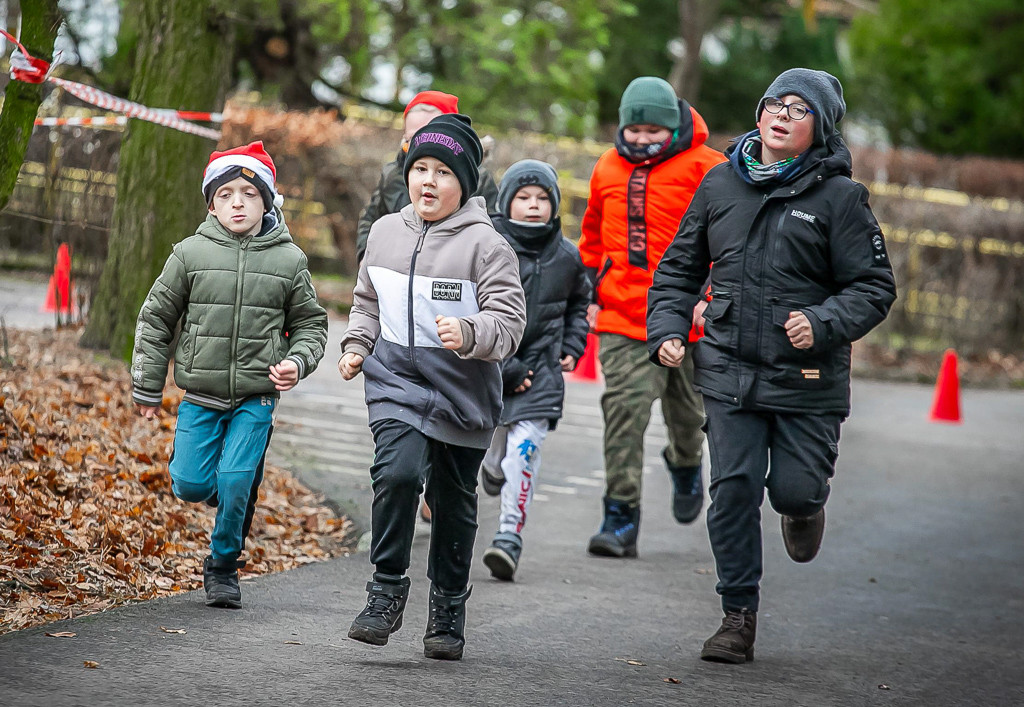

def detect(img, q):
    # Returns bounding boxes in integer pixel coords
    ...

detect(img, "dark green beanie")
[618,77,680,131]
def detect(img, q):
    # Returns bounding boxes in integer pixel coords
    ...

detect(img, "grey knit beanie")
[618,77,681,131]
[757,68,846,146]
[497,159,561,219]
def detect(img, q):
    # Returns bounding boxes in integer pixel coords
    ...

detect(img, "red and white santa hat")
[201,141,283,211]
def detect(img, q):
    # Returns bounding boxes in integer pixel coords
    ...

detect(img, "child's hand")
[514,370,534,393]
[270,359,300,391]
[338,352,364,380]
[436,315,464,350]
[586,304,600,332]
[136,404,160,420]
[692,300,708,331]
[785,311,814,349]
[559,355,576,372]
[658,338,685,367]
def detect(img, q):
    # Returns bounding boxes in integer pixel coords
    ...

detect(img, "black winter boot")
[587,497,640,558]
[423,585,472,660]
[482,534,522,581]
[662,449,703,524]
[700,610,757,664]
[203,556,244,609]
[348,575,412,646]
[781,508,826,563]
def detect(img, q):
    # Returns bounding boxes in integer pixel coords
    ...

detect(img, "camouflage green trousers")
[599,333,705,505]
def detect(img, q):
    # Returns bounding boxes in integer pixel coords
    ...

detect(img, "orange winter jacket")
[579,106,725,341]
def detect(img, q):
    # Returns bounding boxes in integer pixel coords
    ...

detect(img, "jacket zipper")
[229,236,250,407]
[408,221,429,369]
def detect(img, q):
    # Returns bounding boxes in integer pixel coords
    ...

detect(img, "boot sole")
[348,616,403,646]
[586,540,638,558]
[700,646,754,664]
[423,641,464,660]
[205,594,242,609]
[482,547,517,581]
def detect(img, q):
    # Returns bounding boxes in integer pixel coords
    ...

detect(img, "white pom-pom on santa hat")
[202,141,280,211]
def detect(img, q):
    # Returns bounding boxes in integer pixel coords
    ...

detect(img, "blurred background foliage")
[4,0,1023,154]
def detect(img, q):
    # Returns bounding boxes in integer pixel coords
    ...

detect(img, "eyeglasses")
[763,98,814,121]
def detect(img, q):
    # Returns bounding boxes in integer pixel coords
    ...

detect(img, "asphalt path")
[1,276,1023,705]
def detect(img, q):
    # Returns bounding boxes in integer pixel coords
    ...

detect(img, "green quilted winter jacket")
[131,211,328,410]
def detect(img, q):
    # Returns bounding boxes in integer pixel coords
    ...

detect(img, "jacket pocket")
[701,296,736,352]
[271,329,286,362]
[766,305,834,389]
[766,361,834,390]
[177,328,197,373]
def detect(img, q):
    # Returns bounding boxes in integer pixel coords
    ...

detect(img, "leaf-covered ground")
[0,327,354,634]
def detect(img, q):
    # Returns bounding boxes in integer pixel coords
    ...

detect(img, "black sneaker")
[423,585,472,660]
[663,449,703,524]
[482,536,522,581]
[348,576,411,646]
[700,610,757,664]
[203,556,243,609]
[480,467,505,497]
[586,497,640,558]
[781,508,825,563]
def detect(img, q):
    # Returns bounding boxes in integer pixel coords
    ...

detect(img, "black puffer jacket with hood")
[491,215,591,427]
[647,132,896,415]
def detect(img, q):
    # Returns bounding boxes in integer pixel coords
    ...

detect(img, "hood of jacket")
[726,129,853,186]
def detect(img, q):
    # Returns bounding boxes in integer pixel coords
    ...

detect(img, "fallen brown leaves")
[1,327,354,634]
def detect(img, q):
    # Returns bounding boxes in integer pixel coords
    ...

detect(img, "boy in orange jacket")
[579,77,725,557]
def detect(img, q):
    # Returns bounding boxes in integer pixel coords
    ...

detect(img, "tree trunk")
[0,0,61,212]
[80,0,235,358]
[668,0,720,102]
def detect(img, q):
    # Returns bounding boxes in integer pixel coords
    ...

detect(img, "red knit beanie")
[403,90,459,118]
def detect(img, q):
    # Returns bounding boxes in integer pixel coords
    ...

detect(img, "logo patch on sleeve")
[871,233,889,263]
[431,281,463,301]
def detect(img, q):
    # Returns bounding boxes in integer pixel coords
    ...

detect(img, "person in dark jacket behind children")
[355,90,499,263]
[477,160,591,581]
[339,114,526,661]
[647,68,897,664]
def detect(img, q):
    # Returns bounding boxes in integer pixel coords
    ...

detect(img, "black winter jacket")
[492,215,591,426]
[647,135,896,415]
[356,149,499,261]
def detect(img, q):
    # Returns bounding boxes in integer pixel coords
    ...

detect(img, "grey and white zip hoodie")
[342,196,526,449]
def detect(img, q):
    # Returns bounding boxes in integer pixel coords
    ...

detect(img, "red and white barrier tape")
[34,115,127,127]
[3,29,222,140]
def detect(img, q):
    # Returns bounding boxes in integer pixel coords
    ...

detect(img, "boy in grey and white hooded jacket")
[339,114,525,661]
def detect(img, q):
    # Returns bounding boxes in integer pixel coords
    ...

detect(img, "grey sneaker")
[482,536,522,581]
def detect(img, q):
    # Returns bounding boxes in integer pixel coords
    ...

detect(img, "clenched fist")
[436,315,464,350]
[658,338,685,367]
[338,352,364,380]
[785,311,814,349]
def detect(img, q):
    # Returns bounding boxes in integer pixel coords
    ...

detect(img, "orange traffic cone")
[572,333,601,382]
[929,349,961,424]
[43,243,74,314]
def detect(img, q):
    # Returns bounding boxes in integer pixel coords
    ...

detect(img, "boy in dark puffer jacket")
[648,68,896,663]
[132,141,328,610]
[478,160,592,581]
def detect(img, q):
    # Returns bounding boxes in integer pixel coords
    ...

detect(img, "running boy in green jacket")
[131,141,328,609]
